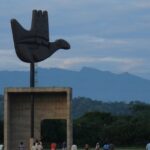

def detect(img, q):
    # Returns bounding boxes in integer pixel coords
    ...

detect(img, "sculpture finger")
[31,10,49,40]
[31,10,38,31]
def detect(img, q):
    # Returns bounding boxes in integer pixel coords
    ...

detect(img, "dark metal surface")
[11,10,70,63]
[30,63,35,87]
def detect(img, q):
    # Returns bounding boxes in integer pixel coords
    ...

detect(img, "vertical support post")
[30,63,35,139]
[67,89,72,150]
[30,63,35,88]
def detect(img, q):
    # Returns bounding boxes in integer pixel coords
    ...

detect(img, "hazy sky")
[1,0,150,79]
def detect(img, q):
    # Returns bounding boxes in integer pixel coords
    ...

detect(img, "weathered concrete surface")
[4,87,72,150]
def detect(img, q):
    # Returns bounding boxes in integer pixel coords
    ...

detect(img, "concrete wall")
[4,87,72,150]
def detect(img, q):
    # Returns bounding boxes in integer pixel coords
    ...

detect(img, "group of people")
[18,140,43,150]
[71,142,114,150]
[31,140,43,150]
[83,142,114,150]
[18,141,115,150]
[95,142,114,150]
[102,143,115,150]
[18,141,150,150]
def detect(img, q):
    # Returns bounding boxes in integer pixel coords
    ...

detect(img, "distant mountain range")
[0,67,150,102]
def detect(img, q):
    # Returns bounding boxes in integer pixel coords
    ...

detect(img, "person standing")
[18,142,25,150]
[62,141,66,150]
[71,144,77,150]
[95,142,100,150]
[103,143,109,150]
[146,142,150,150]
[84,144,89,150]
[37,141,43,150]
[51,143,56,150]
[31,142,36,150]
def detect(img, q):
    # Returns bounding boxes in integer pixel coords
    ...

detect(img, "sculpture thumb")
[11,19,29,43]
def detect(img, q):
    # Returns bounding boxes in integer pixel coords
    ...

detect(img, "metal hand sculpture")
[11,10,70,63]
[11,10,71,139]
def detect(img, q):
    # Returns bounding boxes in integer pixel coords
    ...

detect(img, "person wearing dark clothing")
[18,142,25,150]
[103,143,109,150]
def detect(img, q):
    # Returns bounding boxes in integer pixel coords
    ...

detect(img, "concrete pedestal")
[4,87,72,150]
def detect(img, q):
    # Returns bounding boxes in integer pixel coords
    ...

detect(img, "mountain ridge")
[0,67,150,102]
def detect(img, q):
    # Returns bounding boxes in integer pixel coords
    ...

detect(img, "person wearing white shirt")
[37,142,43,150]
[31,143,36,150]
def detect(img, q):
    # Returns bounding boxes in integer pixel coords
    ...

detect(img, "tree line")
[0,96,150,147]
[73,106,150,147]
[34,100,150,147]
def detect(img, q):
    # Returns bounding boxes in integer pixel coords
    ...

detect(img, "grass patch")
[116,147,144,150]
[78,147,145,150]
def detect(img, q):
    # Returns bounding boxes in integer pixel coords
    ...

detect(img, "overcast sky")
[1,0,150,79]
